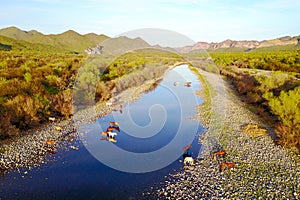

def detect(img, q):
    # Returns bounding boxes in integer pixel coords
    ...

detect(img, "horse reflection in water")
[111,104,123,114]
[173,81,180,86]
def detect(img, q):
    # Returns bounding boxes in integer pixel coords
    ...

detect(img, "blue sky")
[1,0,300,42]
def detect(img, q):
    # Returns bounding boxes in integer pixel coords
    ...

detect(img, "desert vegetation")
[0,48,184,140]
[211,50,300,73]
[0,51,85,139]
[75,49,185,104]
[211,50,300,150]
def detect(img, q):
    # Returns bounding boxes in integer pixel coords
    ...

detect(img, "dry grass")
[242,124,267,138]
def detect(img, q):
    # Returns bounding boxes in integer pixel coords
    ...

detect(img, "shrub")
[263,87,300,147]
[50,89,73,118]
[5,95,45,128]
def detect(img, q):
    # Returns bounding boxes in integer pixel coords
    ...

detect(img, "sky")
[1,0,300,43]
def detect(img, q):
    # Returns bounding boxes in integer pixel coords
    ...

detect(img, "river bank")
[0,77,163,173]
[142,68,300,199]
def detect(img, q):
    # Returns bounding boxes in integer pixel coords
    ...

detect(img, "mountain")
[1,26,299,53]
[0,26,109,52]
[0,26,151,53]
[99,36,151,54]
[84,33,108,45]
[0,34,67,52]
[0,26,42,40]
[180,36,300,52]
[259,36,299,47]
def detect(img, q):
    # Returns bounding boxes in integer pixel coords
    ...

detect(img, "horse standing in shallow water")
[109,122,120,127]
[102,131,117,139]
[107,126,120,132]
[184,157,194,166]
[184,82,191,87]
[182,144,194,166]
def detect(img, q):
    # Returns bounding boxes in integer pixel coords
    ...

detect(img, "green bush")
[264,87,300,147]
[211,51,300,73]
[0,51,85,136]
[218,55,299,149]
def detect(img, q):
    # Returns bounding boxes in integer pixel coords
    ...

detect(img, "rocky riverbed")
[0,78,162,173]
[1,67,299,199]
[142,69,300,199]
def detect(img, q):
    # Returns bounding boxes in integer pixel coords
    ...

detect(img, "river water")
[0,65,204,200]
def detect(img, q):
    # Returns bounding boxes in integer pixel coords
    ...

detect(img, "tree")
[75,63,100,105]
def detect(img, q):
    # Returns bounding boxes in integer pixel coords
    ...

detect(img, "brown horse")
[184,82,191,87]
[107,126,120,132]
[45,140,55,146]
[183,144,192,152]
[55,126,62,131]
[109,122,120,127]
[219,162,236,172]
[119,104,123,114]
[212,150,226,160]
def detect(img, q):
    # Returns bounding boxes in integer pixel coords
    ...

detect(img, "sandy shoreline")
[142,68,300,199]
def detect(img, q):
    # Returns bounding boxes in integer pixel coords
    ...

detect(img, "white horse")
[107,131,117,138]
[184,157,194,166]
[49,117,55,122]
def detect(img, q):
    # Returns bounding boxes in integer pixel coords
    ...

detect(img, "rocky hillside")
[180,36,300,52]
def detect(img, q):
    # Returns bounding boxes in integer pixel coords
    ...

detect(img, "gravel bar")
[142,69,300,199]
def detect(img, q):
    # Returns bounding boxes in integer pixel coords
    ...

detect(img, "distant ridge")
[0,26,153,53]
[0,34,67,52]
[179,35,300,52]
[0,26,109,52]
[100,36,150,54]
[0,26,299,53]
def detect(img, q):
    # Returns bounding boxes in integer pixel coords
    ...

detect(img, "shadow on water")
[0,65,205,200]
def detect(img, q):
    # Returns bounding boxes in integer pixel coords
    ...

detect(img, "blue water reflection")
[0,65,204,200]
[81,65,202,173]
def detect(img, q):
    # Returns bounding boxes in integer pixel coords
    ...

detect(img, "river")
[0,65,204,200]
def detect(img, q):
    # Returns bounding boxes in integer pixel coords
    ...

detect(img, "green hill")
[84,33,108,45]
[0,34,67,52]
[101,36,150,54]
[0,26,39,40]
[0,26,109,52]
